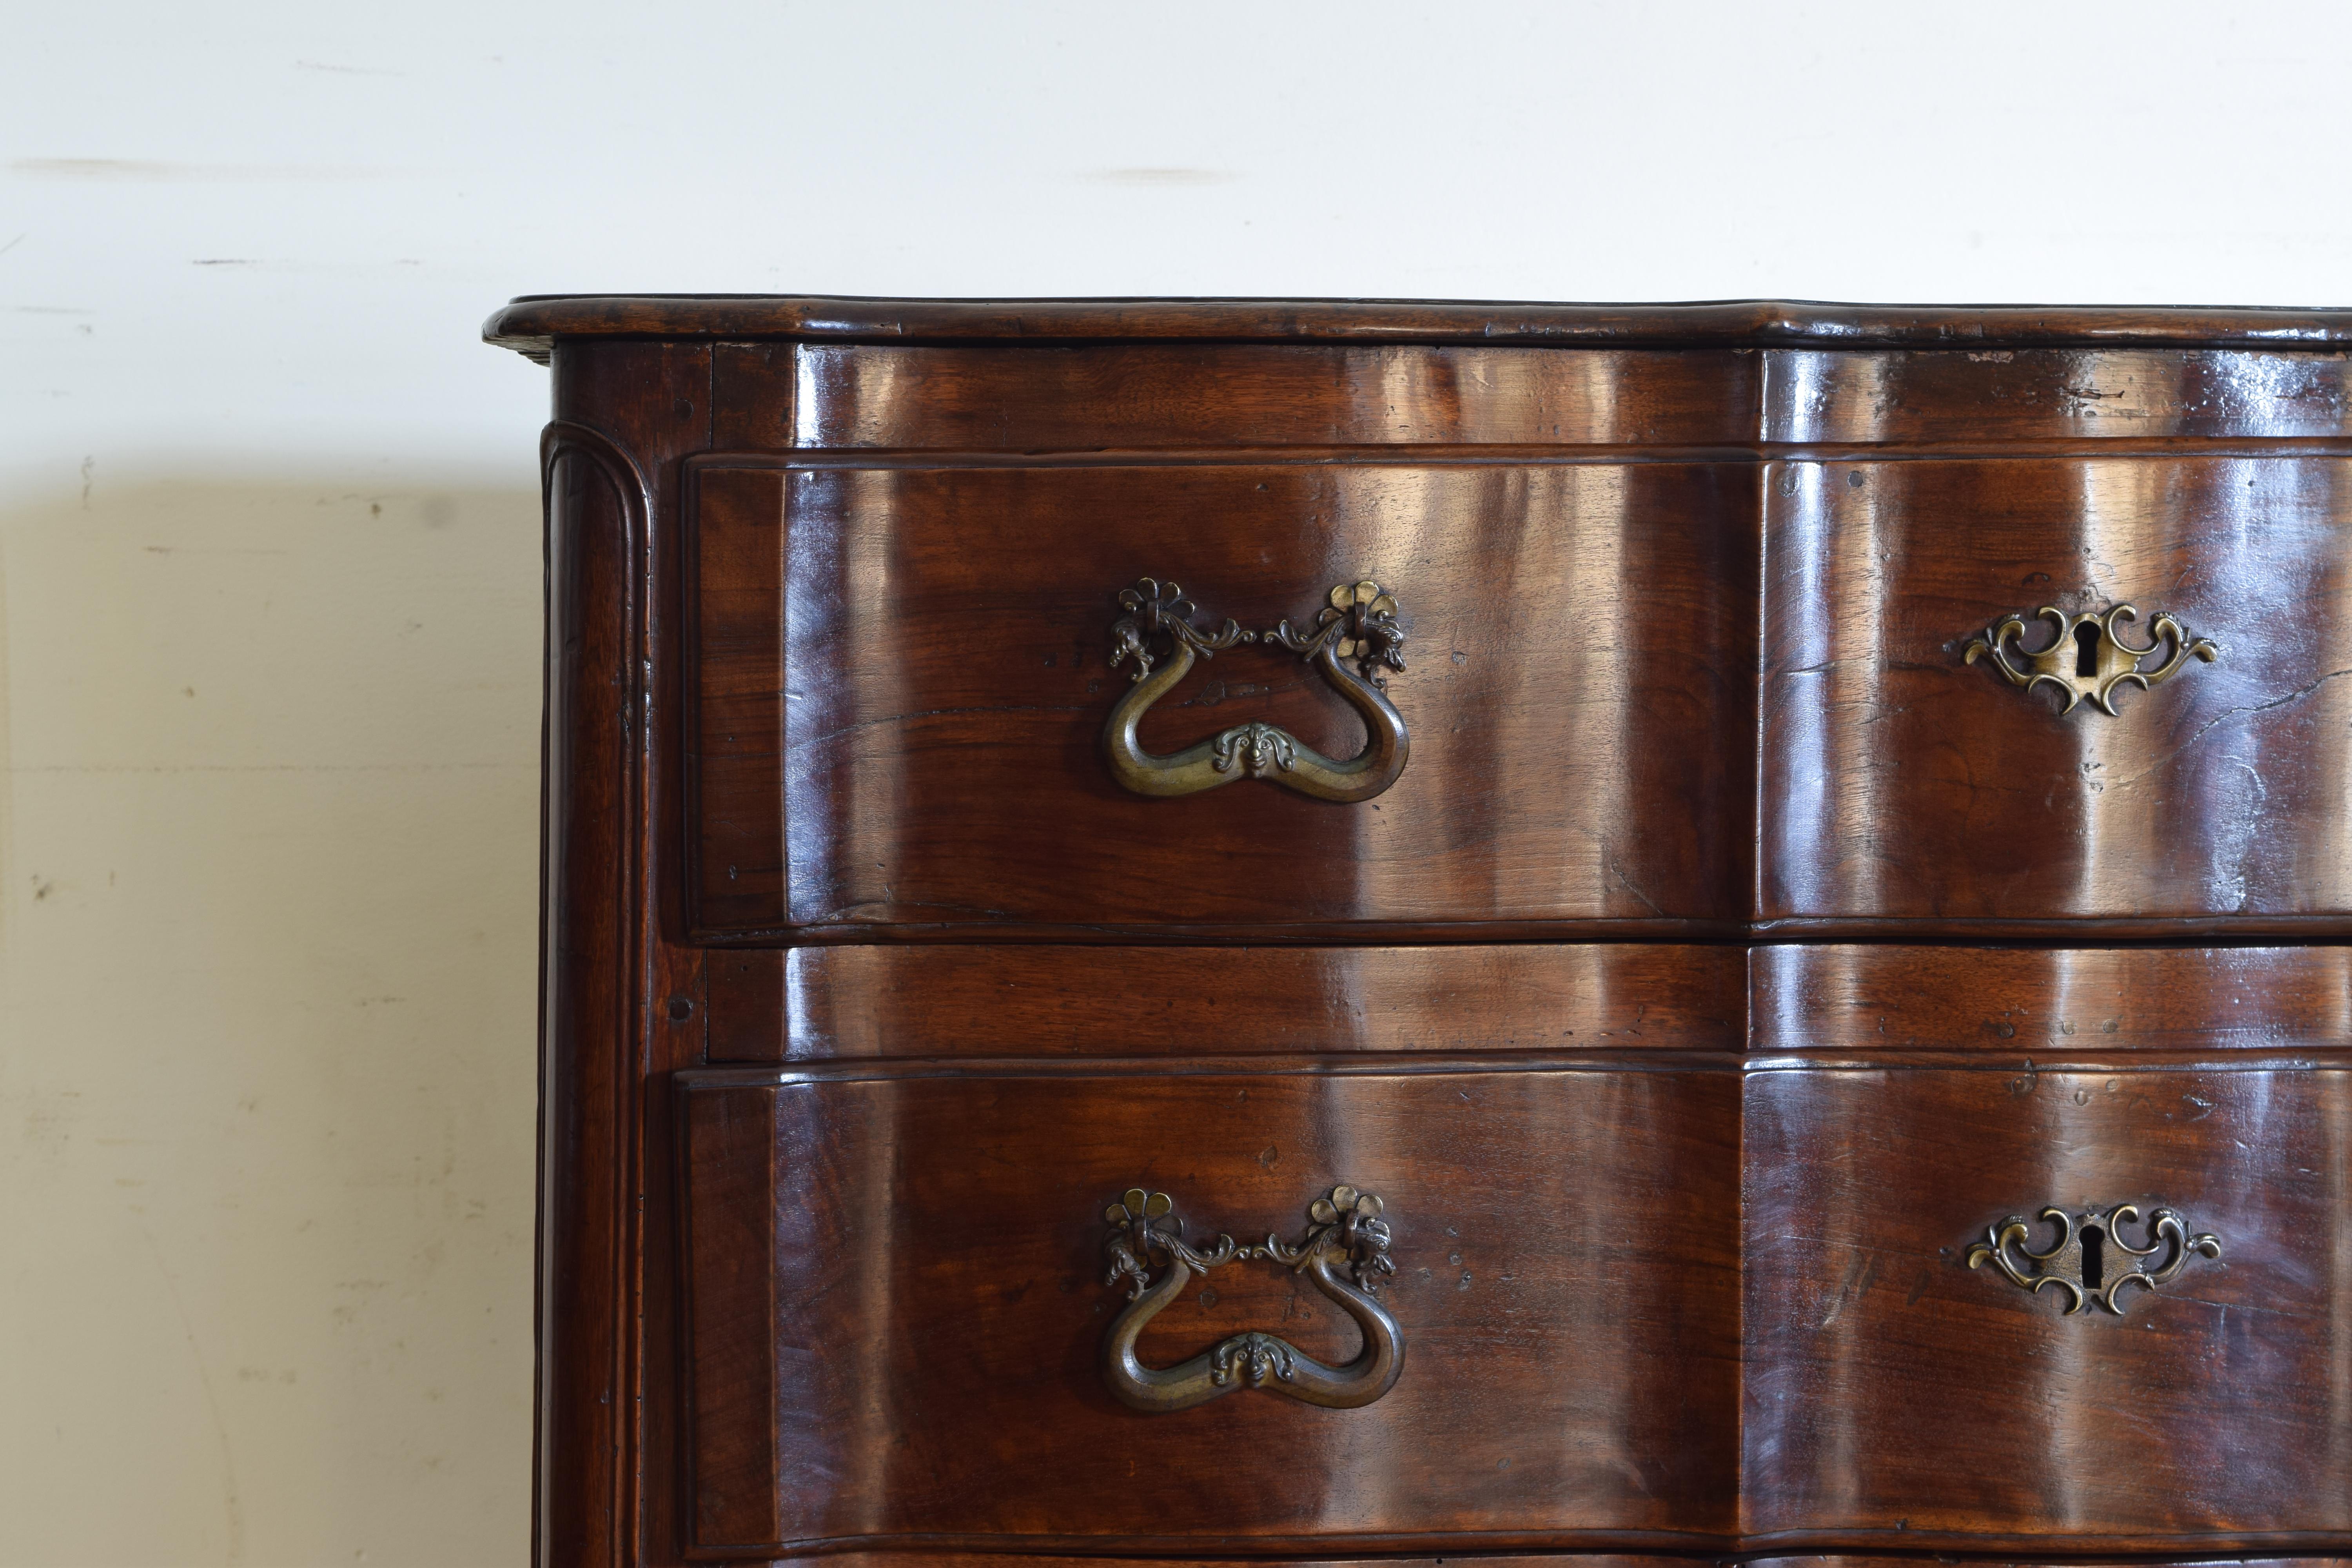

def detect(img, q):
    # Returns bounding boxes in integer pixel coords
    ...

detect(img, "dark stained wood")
[705,943,1744,1062]
[1743,1062,2352,1548]
[688,456,1757,939]
[1759,455,2352,934]
[1754,945,2352,1055]
[787,344,1761,449]
[680,1064,1741,1555]
[764,1555,1698,1568]
[1746,1560,2352,1568]
[1766,347,2352,444]
[537,368,655,1568]
[544,340,712,1568]
[511,299,2352,1566]
[688,465,787,933]
[710,342,795,450]
[483,295,2352,362]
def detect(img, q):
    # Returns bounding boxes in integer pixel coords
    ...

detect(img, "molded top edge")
[484,294,2352,360]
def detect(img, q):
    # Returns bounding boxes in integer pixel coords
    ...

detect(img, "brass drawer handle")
[1099,1184,1403,1412]
[1967,1203,2221,1315]
[1103,578,1410,802]
[1964,603,2218,715]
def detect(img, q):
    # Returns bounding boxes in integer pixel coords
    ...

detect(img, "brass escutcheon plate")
[1964,603,2218,715]
[1966,1203,2221,1315]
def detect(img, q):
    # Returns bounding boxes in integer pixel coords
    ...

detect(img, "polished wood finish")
[1753,943,2352,1054]
[484,296,2352,362]
[688,456,1755,938]
[681,1063,1740,1554]
[669,325,2352,942]
[780,344,1760,449]
[686,465,787,934]
[1749,947,2352,1550]
[704,943,1743,1062]
[1766,347,2352,444]
[790,1556,1694,1568]
[1759,455,2352,934]
[497,299,2352,1568]
[1747,1561,2352,1568]
[541,340,717,1568]
[1746,1063,2352,1548]
[672,943,2352,1557]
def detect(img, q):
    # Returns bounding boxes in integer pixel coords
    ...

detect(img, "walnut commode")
[490,294,2352,1568]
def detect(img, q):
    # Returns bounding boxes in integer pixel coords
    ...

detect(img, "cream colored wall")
[0,483,540,1564]
[5,2,2350,1564]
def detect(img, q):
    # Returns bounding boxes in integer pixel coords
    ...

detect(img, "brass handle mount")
[1966,1203,2220,1315]
[1104,577,1409,802]
[1099,1184,1403,1413]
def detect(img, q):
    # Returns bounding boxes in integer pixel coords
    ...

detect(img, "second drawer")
[673,943,2352,1553]
[679,1060,1741,1556]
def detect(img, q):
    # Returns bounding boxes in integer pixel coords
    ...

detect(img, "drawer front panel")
[703,942,1746,1063]
[1748,1560,2352,1568]
[690,458,1755,938]
[1763,346,2352,444]
[774,342,1765,450]
[679,1066,1739,1554]
[1751,942,2352,1055]
[1745,1064,2352,1543]
[1760,455,2352,931]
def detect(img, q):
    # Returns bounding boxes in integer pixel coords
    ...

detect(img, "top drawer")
[673,337,2352,941]
[687,452,1755,939]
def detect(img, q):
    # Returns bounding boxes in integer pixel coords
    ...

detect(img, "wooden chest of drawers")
[486,296,2352,1568]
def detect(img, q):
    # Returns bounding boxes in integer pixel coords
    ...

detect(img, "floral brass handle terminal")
[1967,1203,2221,1315]
[1099,1184,1402,1413]
[1964,603,2218,715]
[1103,577,1409,802]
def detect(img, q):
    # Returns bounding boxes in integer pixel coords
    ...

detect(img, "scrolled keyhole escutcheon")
[1964,603,2218,716]
[1965,1203,2221,1316]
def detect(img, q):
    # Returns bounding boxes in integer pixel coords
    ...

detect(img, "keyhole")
[2080,1224,2106,1290]
[2074,621,2102,678]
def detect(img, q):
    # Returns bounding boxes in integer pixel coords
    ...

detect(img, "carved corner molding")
[1103,577,1409,802]
[1966,1203,2221,1316]
[1964,603,2218,715]
[1099,1184,1402,1412]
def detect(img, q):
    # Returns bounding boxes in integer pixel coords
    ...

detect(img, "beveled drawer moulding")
[494,296,2352,1568]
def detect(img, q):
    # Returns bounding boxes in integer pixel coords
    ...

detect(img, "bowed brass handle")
[1103,578,1410,802]
[1966,1203,2221,1316]
[1099,1184,1403,1413]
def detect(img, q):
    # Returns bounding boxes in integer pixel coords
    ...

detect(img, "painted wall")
[2,2,2347,1562]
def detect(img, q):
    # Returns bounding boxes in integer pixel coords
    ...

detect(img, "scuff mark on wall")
[139,1223,247,1565]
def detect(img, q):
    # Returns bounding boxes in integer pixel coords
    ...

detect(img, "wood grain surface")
[482,295,2352,360]
[1754,944,2352,1055]
[1744,1063,2352,1548]
[684,339,2352,940]
[704,943,1743,1063]
[1745,1560,2352,1568]
[680,1065,1742,1555]
[779,343,1760,449]
[1758,455,2352,933]
[688,456,1756,938]
[1765,347,2352,444]
[520,317,2352,1568]
[540,342,704,1568]
[675,941,2352,1557]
